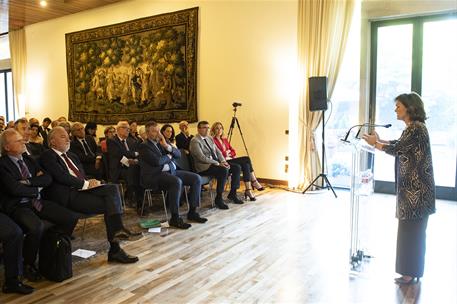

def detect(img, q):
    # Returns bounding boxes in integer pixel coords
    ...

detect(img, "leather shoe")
[169,217,192,229]
[2,281,34,295]
[188,212,208,223]
[227,193,244,204]
[215,198,229,209]
[24,264,42,282]
[108,248,139,264]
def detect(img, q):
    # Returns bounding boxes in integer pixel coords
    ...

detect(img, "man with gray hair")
[0,129,79,281]
[107,121,141,207]
[39,127,139,264]
[70,122,101,178]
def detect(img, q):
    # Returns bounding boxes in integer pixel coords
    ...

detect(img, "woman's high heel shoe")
[244,190,256,201]
[252,180,265,191]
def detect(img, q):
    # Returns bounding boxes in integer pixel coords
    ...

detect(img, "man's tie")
[17,159,42,212]
[82,139,94,156]
[203,138,218,161]
[61,153,85,180]
[121,139,130,151]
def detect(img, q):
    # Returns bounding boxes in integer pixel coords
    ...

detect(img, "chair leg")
[209,180,215,208]
[184,186,190,213]
[161,191,169,222]
[81,218,87,240]
[119,183,126,210]
[141,189,149,217]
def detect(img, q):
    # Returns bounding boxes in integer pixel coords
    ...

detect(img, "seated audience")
[51,120,60,129]
[0,129,79,281]
[176,120,193,153]
[211,122,264,201]
[0,212,34,294]
[39,127,139,264]
[84,122,98,140]
[138,126,147,143]
[107,121,141,206]
[128,120,142,144]
[14,118,37,159]
[189,121,243,209]
[160,124,176,146]
[28,123,46,157]
[70,122,102,178]
[0,116,6,133]
[6,121,15,130]
[58,121,71,135]
[29,124,43,145]
[100,126,116,153]
[138,121,206,228]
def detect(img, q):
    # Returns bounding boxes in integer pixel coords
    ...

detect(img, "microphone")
[342,123,391,142]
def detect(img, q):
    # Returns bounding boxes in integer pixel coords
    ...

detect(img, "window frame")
[369,12,457,201]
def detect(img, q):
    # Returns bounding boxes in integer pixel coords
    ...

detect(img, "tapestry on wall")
[65,7,198,124]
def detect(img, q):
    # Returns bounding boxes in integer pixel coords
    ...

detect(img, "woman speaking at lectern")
[363,92,435,285]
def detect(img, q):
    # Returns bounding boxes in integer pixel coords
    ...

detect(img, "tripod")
[227,105,250,157]
[302,110,337,198]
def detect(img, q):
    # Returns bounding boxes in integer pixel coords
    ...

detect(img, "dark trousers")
[68,184,123,241]
[9,200,79,266]
[227,156,253,182]
[228,163,241,194]
[118,165,142,204]
[156,170,202,216]
[199,165,229,197]
[396,216,429,277]
[0,213,23,283]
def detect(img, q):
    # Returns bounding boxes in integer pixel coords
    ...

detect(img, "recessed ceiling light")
[40,0,47,7]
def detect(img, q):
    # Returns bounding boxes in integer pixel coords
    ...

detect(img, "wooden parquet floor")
[0,189,456,303]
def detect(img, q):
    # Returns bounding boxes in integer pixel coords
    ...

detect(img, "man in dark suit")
[39,126,139,264]
[138,121,207,229]
[175,120,194,152]
[38,117,52,147]
[0,129,79,282]
[107,121,141,206]
[0,212,34,294]
[70,122,102,179]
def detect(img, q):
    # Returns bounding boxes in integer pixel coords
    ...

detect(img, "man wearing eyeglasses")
[107,121,141,207]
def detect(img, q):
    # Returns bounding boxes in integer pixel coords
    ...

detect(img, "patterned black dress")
[382,121,435,277]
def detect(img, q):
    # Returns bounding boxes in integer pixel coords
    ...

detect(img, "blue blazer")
[138,139,181,189]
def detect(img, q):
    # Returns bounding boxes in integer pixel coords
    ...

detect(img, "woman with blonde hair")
[211,122,264,201]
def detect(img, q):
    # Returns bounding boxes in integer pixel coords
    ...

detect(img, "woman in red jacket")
[211,122,264,201]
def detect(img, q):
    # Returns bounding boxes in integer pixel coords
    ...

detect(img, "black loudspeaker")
[309,76,328,111]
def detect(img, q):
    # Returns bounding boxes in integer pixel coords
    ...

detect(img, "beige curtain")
[8,29,27,118]
[296,0,355,190]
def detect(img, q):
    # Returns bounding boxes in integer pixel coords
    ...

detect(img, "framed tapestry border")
[65,7,198,124]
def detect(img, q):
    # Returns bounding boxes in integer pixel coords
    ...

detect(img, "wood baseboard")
[257,178,288,186]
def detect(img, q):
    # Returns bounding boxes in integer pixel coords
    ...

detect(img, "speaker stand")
[302,110,337,198]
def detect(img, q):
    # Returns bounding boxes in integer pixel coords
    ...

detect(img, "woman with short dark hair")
[363,92,435,285]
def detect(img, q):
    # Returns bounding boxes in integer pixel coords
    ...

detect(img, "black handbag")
[39,229,73,282]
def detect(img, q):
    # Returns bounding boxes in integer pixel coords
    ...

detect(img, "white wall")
[24,0,298,181]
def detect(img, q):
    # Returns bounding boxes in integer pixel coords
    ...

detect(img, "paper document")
[148,227,161,233]
[72,249,96,259]
[120,156,130,167]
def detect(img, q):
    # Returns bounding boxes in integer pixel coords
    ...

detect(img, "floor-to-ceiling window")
[370,13,457,200]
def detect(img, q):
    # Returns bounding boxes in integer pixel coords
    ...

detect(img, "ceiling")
[1,0,127,34]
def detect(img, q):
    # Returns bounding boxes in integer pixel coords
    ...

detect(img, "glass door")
[370,13,457,201]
